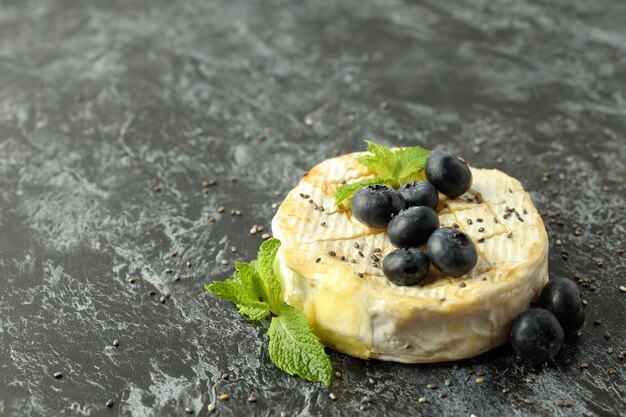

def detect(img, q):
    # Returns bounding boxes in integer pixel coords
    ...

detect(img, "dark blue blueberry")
[539,277,585,334]
[427,227,477,277]
[382,248,430,286]
[399,181,439,210]
[425,150,472,198]
[351,184,406,228]
[510,308,564,364]
[387,206,439,248]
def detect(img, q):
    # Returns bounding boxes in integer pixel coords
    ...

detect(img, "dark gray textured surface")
[1,0,625,416]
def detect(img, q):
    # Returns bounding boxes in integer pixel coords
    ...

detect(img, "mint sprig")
[335,140,431,207]
[205,238,333,386]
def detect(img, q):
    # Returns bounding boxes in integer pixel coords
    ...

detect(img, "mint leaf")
[356,140,396,176]
[335,141,432,207]
[204,281,270,321]
[268,303,333,386]
[393,145,431,178]
[234,261,268,303]
[237,304,270,321]
[334,176,393,207]
[257,238,282,307]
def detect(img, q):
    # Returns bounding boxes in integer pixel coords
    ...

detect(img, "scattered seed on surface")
[329,393,337,400]
[185,407,193,414]
[304,117,314,126]
[280,411,288,417]
[427,383,437,389]
[439,392,447,398]
[164,268,173,274]
[418,397,427,403]
[361,395,371,403]
[219,393,229,401]
[555,400,574,408]
[221,373,230,380]
[261,233,271,239]
[106,399,114,408]
[608,368,617,375]
[248,395,257,402]
[444,379,452,387]
[379,101,388,109]
[148,290,156,296]
[368,377,376,384]
[53,372,63,379]
[476,377,485,384]
[619,286,626,293]
[524,399,535,405]
[207,403,216,412]
[502,387,511,394]
[113,339,119,347]
[217,206,225,213]
[335,371,342,378]
[594,319,602,326]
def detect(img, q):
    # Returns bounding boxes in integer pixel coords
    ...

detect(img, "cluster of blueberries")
[511,277,585,363]
[351,150,476,286]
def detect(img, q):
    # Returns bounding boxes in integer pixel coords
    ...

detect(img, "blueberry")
[399,181,439,210]
[387,206,439,248]
[510,308,564,364]
[382,248,430,286]
[539,278,585,334]
[427,227,477,277]
[351,184,406,228]
[425,150,472,198]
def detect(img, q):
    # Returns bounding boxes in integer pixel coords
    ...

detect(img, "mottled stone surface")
[1,0,625,416]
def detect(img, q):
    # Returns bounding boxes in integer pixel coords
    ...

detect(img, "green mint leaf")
[235,261,268,302]
[392,145,431,178]
[237,304,270,321]
[356,141,396,177]
[334,176,393,207]
[204,281,270,321]
[336,141,432,206]
[256,238,282,308]
[268,303,333,386]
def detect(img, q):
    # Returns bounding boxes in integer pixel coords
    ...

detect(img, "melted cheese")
[271,152,548,363]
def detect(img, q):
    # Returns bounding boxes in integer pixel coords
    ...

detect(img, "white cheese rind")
[272,152,548,363]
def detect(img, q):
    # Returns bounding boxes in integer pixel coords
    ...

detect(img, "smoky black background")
[0,1,624,416]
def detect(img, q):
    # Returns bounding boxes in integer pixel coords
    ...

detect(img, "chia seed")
[328,251,336,257]
[316,258,321,263]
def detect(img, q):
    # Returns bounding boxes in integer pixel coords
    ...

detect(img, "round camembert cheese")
[271,152,548,363]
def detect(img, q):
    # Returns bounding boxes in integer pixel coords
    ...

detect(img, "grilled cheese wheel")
[271,152,548,363]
